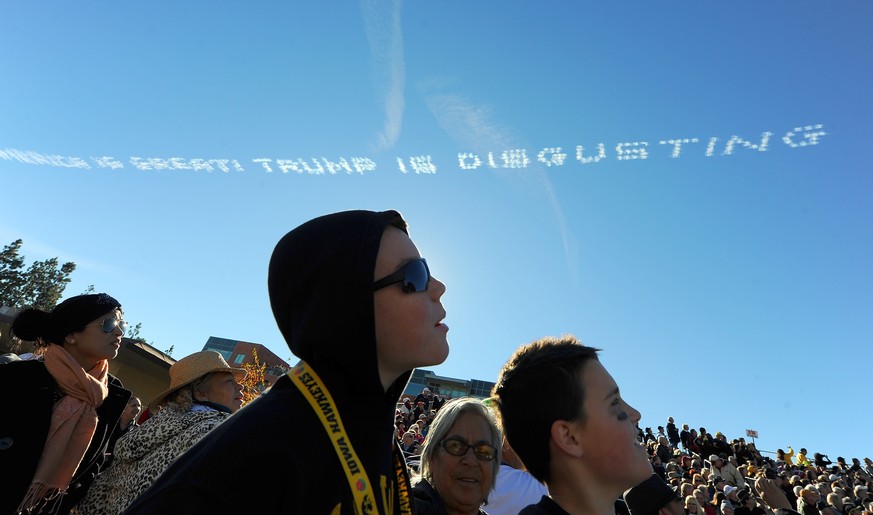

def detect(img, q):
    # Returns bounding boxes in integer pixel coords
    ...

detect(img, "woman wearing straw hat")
[1,293,131,515]
[77,350,245,515]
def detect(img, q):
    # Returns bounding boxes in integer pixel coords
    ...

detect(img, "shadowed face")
[64,308,124,369]
[430,413,494,514]
[373,227,449,389]
[122,397,142,425]
[572,360,652,492]
[195,372,244,412]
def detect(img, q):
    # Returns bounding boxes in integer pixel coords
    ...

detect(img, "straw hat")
[151,350,246,407]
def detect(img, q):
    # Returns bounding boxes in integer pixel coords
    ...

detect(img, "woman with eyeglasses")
[126,210,450,515]
[0,293,132,515]
[413,398,502,515]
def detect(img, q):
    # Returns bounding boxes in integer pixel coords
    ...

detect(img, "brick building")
[202,336,290,387]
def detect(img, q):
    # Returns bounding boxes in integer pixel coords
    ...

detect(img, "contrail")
[421,89,579,284]
[359,0,405,150]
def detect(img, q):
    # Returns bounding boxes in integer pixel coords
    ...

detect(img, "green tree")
[128,322,143,341]
[0,239,76,311]
[125,322,157,347]
[19,258,76,311]
[0,240,26,304]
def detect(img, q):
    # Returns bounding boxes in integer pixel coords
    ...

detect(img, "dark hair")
[624,474,680,515]
[490,335,599,483]
[11,293,121,346]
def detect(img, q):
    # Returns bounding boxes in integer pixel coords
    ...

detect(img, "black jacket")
[412,480,486,515]
[126,210,415,514]
[519,496,570,515]
[0,359,130,515]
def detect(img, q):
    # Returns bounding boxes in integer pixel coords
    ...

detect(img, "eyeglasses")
[88,317,129,335]
[373,258,431,293]
[439,437,497,462]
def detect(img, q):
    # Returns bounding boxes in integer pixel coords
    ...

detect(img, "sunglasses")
[88,317,129,335]
[439,436,497,462]
[373,258,431,293]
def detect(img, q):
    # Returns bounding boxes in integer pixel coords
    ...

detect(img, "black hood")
[268,209,410,408]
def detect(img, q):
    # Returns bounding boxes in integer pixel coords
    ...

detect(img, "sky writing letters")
[0,123,827,176]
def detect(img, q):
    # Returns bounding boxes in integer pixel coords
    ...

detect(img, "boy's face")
[572,360,652,490]
[373,227,449,386]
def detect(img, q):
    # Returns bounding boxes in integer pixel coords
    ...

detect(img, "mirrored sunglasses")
[439,437,497,462]
[373,258,430,293]
[90,317,129,335]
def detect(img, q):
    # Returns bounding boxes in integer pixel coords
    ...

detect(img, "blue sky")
[2,2,871,462]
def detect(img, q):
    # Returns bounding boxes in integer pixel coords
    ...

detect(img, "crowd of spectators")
[633,420,872,515]
[396,387,448,463]
[3,289,869,515]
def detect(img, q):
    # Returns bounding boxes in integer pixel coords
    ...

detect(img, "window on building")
[233,354,245,364]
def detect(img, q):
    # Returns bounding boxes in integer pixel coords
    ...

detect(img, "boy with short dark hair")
[491,335,652,515]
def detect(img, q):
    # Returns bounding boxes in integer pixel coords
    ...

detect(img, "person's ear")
[550,419,585,459]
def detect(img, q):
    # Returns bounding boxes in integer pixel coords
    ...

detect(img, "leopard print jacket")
[76,406,231,515]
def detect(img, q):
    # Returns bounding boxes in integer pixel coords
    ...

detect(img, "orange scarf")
[17,345,109,514]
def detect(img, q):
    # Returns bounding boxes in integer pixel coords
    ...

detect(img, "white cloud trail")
[359,0,405,150]
[421,90,579,284]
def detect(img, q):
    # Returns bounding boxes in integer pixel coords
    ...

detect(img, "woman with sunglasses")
[0,293,132,515]
[126,210,450,514]
[414,398,502,515]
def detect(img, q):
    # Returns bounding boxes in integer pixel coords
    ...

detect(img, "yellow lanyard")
[289,361,412,515]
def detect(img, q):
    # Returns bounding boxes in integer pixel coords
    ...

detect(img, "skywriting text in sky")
[0,124,825,176]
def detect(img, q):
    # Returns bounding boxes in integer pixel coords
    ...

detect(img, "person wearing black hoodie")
[124,210,450,514]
